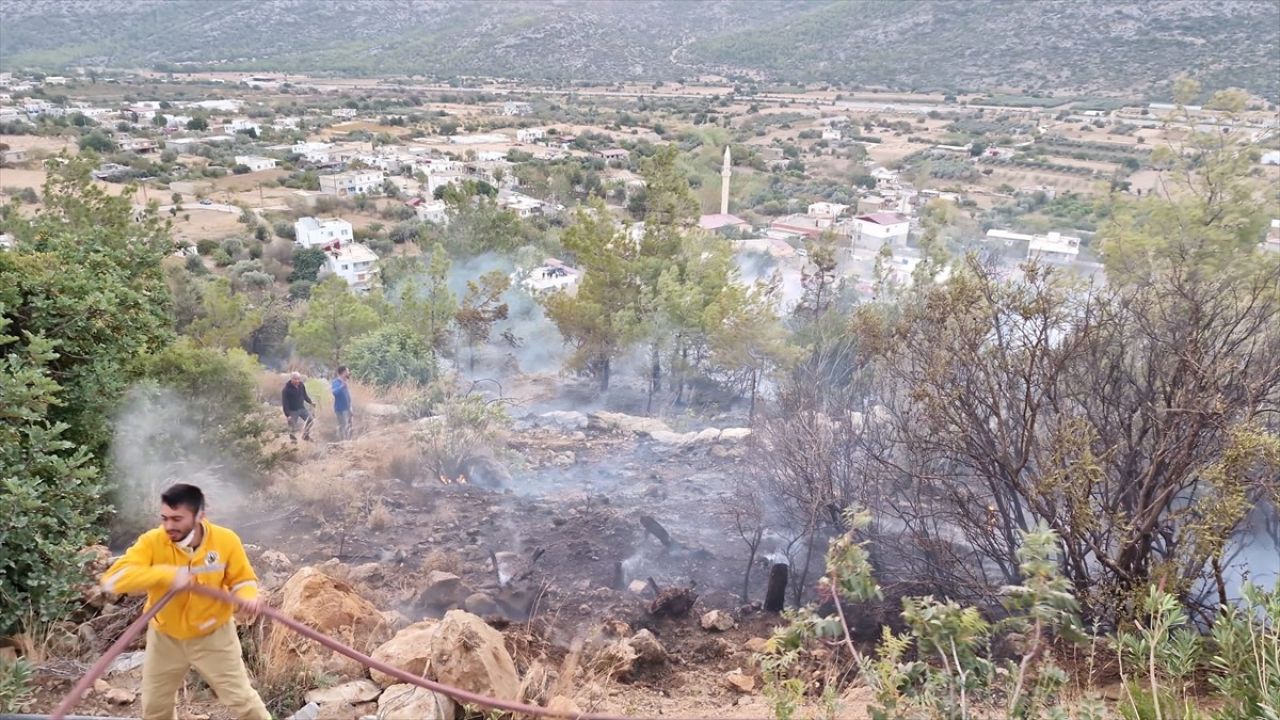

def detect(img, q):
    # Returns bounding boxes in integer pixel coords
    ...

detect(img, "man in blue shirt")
[331,366,353,441]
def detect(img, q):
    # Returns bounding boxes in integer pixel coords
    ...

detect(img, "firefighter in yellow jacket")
[102,483,270,720]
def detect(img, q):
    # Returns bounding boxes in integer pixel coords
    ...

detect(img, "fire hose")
[50,584,768,720]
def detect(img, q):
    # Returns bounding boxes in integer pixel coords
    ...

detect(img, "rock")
[82,544,113,577]
[537,410,588,430]
[93,678,111,694]
[377,684,456,720]
[546,695,582,715]
[370,619,440,688]
[744,637,769,653]
[629,629,667,665]
[719,427,752,441]
[588,411,672,436]
[693,427,722,443]
[551,451,576,467]
[427,610,521,700]
[304,678,381,707]
[649,429,698,446]
[285,701,320,720]
[589,637,638,678]
[725,669,756,693]
[105,687,136,705]
[106,650,145,676]
[627,579,650,595]
[417,570,468,610]
[260,549,293,573]
[701,609,737,632]
[464,592,500,617]
[273,567,393,678]
[380,609,410,633]
[347,562,383,585]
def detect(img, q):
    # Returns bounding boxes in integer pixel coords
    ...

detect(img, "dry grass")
[420,550,461,576]
[367,498,392,532]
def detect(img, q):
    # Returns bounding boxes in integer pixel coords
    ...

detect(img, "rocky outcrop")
[369,619,439,688]
[427,610,521,701]
[272,567,393,677]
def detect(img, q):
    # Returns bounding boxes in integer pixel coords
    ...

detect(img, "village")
[2,64,1280,720]
[3,70,1277,297]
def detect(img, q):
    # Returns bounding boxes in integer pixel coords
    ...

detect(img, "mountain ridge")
[1,0,1276,99]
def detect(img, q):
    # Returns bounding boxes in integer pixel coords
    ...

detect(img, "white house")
[1262,151,1280,166]
[498,191,544,219]
[821,128,843,141]
[331,108,358,119]
[1027,231,1081,263]
[292,141,333,164]
[318,170,384,197]
[808,202,849,220]
[225,118,261,134]
[44,76,68,86]
[519,258,580,294]
[234,155,278,172]
[294,217,353,248]
[412,198,449,224]
[323,241,379,290]
[516,127,546,144]
[852,212,910,246]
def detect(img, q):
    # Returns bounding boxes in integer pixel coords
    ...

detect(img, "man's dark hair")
[161,483,204,514]
[336,365,348,376]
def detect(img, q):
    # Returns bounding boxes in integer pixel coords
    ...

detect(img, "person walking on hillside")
[332,365,354,441]
[101,483,270,720]
[282,371,315,442]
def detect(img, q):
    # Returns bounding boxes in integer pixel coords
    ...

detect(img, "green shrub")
[0,656,34,712]
[289,247,327,283]
[346,324,437,388]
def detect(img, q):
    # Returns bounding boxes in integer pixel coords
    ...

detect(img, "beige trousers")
[140,621,270,720]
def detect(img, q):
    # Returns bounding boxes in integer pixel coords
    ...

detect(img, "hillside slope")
[1,0,1276,99]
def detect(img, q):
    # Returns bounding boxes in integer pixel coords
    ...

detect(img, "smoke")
[108,384,251,544]
[393,251,570,378]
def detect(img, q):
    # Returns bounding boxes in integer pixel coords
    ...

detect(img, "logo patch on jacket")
[205,551,220,566]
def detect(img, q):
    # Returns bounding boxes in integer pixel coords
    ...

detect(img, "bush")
[196,238,218,256]
[289,247,327,282]
[184,254,208,275]
[220,237,245,257]
[288,279,313,300]
[273,221,296,240]
[346,324,437,388]
[412,389,508,482]
[111,340,276,539]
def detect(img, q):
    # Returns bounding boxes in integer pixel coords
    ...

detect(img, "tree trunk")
[742,527,763,603]
[764,562,789,613]
[599,356,611,392]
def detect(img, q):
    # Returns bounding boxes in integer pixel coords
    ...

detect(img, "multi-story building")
[318,170,383,198]
[294,217,354,248]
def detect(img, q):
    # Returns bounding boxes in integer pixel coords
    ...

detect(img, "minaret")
[720,146,731,215]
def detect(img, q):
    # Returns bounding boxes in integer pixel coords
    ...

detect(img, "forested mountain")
[1,0,1277,99]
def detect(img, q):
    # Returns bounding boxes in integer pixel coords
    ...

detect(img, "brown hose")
[53,583,768,720]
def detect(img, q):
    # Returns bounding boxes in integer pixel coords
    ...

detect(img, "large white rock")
[427,610,520,700]
[369,620,439,688]
[377,684,455,720]
[304,678,381,707]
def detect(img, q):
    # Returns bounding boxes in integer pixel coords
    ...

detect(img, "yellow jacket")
[101,519,260,640]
